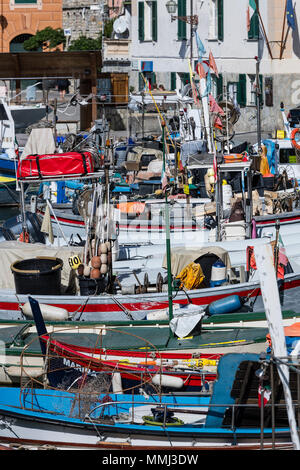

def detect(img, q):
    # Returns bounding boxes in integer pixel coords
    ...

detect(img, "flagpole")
[162,121,173,331]
[254,0,273,59]
[279,0,287,59]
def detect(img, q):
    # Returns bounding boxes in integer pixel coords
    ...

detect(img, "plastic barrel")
[11,257,63,295]
[210,260,226,287]
[207,295,242,315]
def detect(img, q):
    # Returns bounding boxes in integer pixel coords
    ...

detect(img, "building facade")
[0,0,63,53]
[129,0,300,139]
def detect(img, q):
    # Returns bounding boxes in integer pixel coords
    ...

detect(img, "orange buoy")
[91,256,101,269]
[90,268,101,279]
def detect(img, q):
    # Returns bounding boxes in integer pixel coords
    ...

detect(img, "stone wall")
[63,0,104,41]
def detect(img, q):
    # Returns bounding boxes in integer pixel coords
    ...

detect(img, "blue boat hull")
[0,354,295,449]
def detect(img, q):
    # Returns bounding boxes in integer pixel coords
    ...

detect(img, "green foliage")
[104,19,115,38]
[23,27,66,51]
[68,35,102,51]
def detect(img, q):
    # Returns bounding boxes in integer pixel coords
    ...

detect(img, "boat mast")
[162,121,173,327]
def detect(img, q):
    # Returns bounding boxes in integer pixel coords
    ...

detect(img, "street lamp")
[166,0,177,15]
[166,0,198,26]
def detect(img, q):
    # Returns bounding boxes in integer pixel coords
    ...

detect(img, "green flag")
[247,0,257,31]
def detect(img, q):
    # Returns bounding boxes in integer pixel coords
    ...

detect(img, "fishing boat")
[0,293,271,386]
[0,352,297,450]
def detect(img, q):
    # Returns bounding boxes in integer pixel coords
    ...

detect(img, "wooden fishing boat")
[0,294,270,385]
[0,352,297,450]
[36,200,300,245]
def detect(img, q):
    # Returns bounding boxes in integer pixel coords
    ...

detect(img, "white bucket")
[223,221,246,241]
[222,184,232,210]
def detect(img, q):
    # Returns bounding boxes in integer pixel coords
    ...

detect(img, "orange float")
[291,128,300,149]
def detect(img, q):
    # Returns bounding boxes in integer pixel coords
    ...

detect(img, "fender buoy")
[21,302,69,321]
[291,128,300,149]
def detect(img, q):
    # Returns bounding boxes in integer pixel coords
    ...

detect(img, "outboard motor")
[0,226,15,242]
[3,211,46,244]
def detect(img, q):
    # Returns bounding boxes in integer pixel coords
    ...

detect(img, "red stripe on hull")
[1,277,299,314]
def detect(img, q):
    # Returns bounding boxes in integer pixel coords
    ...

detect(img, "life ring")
[291,128,300,149]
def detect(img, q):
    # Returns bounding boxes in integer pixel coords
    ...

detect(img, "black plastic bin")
[78,276,107,296]
[11,257,63,295]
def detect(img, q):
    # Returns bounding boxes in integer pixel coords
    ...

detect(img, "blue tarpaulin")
[262,139,277,174]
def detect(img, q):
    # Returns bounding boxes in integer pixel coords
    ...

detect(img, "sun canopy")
[162,246,231,277]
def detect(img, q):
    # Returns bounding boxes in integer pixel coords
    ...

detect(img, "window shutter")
[152,1,157,41]
[138,2,144,42]
[139,73,144,91]
[248,0,259,40]
[237,74,246,107]
[151,72,156,87]
[170,72,177,90]
[177,0,187,40]
[216,74,223,100]
[217,0,224,41]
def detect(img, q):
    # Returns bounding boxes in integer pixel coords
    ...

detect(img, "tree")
[23,27,66,51]
[68,35,102,51]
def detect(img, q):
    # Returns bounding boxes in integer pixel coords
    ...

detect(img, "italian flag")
[247,0,257,31]
[258,384,271,408]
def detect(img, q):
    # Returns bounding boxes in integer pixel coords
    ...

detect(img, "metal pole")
[256,58,262,153]
[162,122,173,328]
[190,0,193,63]
[20,181,28,240]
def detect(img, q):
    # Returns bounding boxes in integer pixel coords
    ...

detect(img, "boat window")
[0,104,8,121]
[279,148,300,164]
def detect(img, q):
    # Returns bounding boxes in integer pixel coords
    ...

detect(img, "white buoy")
[100,253,108,264]
[100,242,108,254]
[151,374,184,389]
[21,302,69,321]
[112,372,123,393]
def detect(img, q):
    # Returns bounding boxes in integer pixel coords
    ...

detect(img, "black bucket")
[78,276,106,296]
[11,257,63,295]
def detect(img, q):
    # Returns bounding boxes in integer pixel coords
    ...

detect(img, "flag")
[247,0,257,31]
[258,384,271,408]
[209,94,224,129]
[209,51,219,78]
[196,62,206,79]
[286,0,296,31]
[195,31,206,61]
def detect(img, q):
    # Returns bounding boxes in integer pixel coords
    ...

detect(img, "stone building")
[62,0,105,42]
[0,0,63,53]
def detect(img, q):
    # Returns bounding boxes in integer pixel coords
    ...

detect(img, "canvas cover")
[21,128,56,159]
[17,151,94,179]
[162,246,231,277]
[0,241,83,292]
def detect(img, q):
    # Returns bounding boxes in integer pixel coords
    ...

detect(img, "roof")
[0,51,102,79]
